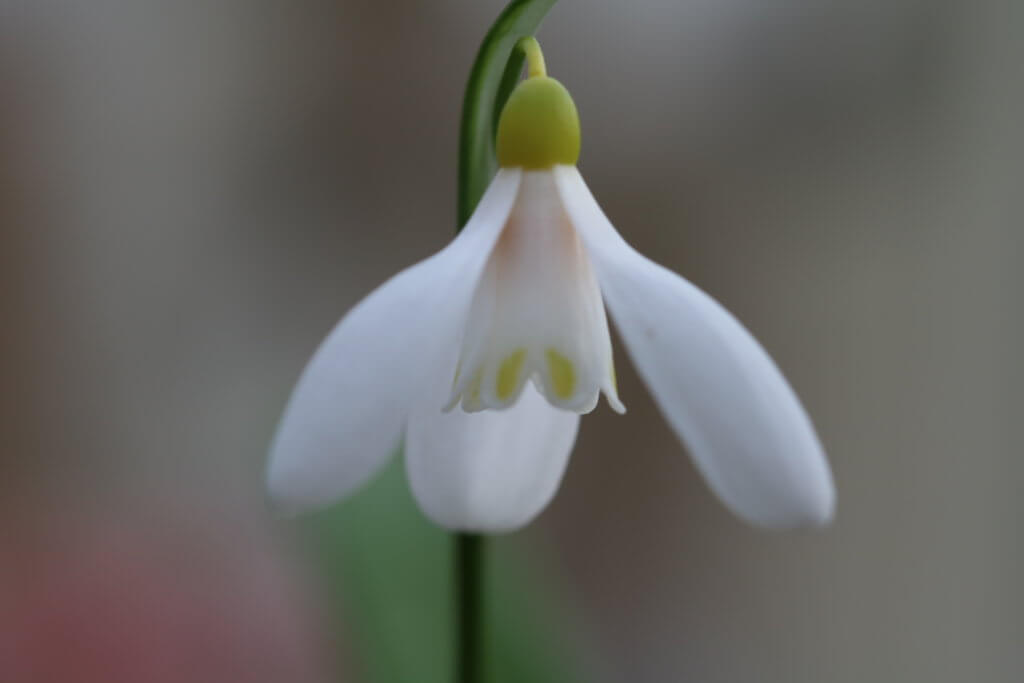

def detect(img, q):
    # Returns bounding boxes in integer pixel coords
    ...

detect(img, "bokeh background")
[2,1,1021,681]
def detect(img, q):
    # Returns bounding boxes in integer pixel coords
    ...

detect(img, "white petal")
[406,383,580,533]
[554,166,835,528]
[447,170,624,415]
[267,169,522,512]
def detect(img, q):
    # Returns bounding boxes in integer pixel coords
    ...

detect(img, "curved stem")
[456,533,484,683]
[516,36,547,78]
[456,0,558,229]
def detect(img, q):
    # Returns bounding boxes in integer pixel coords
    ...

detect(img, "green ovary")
[545,349,576,399]
[496,76,580,169]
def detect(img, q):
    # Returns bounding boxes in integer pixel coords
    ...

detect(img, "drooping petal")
[406,382,579,532]
[267,169,522,512]
[554,166,835,528]
[447,170,624,415]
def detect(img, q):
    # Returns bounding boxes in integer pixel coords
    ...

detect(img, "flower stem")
[456,533,484,683]
[516,36,547,78]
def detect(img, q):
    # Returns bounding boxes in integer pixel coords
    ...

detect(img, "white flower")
[267,48,834,533]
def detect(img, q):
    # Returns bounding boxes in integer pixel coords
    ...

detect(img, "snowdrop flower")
[268,39,834,532]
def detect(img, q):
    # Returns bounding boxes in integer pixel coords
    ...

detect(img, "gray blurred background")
[1,1,1021,681]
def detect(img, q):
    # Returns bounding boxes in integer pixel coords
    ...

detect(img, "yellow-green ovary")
[545,349,576,399]
[495,77,580,169]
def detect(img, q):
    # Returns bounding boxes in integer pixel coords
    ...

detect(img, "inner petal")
[446,170,624,415]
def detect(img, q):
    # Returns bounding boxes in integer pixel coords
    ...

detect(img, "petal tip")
[418,507,538,535]
[806,481,837,529]
[405,385,579,534]
[264,433,346,517]
[749,470,837,530]
[264,453,314,517]
[605,392,626,415]
[796,460,837,529]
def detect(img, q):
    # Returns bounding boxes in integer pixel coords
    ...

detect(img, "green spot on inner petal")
[545,349,576,400]
[496,349,527,400]
[468,370,483,404]
[452,359,463,388]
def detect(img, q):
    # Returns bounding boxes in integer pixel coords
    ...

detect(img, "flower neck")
[518,36,547,78]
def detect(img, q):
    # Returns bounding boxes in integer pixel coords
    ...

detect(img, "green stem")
[453,4,557,683]
[516,36,547,78]
[456,0,558,229]
[456,533,484,683]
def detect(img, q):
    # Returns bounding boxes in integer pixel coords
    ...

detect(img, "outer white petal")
[406,383,579,533]
[267,169,522,512]
[554,166,835,528]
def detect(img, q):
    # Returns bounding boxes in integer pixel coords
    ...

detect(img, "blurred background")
[1,1,1021,681]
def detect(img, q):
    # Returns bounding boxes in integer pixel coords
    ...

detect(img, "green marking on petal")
[452,358,463,388]
[496,349,527,400]
[468,369,483,406]
[545,348,576,399]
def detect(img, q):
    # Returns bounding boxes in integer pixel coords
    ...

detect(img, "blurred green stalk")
[455,534,483,683]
